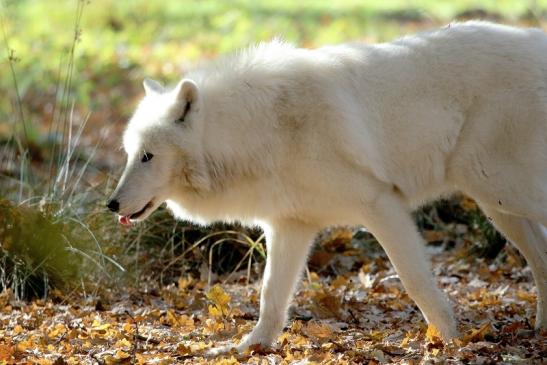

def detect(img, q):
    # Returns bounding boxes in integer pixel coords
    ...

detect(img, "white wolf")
[108,21,547,353]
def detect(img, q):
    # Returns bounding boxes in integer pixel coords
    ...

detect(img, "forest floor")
[0,230,545,364]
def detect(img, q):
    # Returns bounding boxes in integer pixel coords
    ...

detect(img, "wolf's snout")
[107,199,120,212]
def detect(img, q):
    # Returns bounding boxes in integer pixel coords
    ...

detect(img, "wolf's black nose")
[107,199,120,212]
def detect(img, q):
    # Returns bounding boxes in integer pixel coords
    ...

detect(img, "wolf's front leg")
[208,219,317,356]
[236,220,317,351]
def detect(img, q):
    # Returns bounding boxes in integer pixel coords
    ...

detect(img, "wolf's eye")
[141,152,154,163]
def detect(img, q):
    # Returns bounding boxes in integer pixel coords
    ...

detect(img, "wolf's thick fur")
[109,21,547,352]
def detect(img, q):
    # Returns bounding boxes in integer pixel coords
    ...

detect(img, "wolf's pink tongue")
[119,215,132,226]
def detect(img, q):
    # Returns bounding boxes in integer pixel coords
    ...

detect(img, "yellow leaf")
[291,321,303,333]
[190,341,208,352]
[308,271,320,283]
[423,230,447,243]
[206,285,231,316]
[516,290,535,303]
[400,331,414,347]
[214,356,239,365]
[16,338,33,352]
[292,334,309,347]
[177,314,195,331]
[33,359,53,365]
[426,324,443,344]
[0,289,13,309]
[365,330,384,341]
[115,350,131,360]
[123,323,134,333]
[178,276,193,290]
[461,197,478,210]
[177,343,192,355]
[48,323,67,338]
[206,285,231,307]
[203,318,224,334]
[208,304,222,318]
[91,321,110,332]
[114,338,132,349]
[165,310,178,326]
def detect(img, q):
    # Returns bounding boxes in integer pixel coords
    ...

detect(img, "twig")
[53,331,67,346]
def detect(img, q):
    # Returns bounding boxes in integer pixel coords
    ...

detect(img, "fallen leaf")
[516,290,535,303]
[303,322,333,342]
[426,324,443,344]
[206,285,231,316]
[0,344,15,361]
[458,322,492,345]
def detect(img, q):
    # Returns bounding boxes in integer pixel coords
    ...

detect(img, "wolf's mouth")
[119,200,153,226]
[130,201,152,219]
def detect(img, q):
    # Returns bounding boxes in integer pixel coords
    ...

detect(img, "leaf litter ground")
[0,230,545,364]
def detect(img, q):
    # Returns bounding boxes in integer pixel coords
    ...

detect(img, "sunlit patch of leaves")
[0,228,544,364]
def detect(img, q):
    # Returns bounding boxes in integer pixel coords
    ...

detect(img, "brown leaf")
[0,344,15,361]
[458,322,492,345]
[501,322,523,334]
[303,322,333,342]
[309,250,335,268]
[423,230,447,243]
[331,275,349,289]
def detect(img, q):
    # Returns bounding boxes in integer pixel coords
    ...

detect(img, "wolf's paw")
[440,326,460,341]
[206,332,275,357]
[205,343,237,357]
[234,334,274,353]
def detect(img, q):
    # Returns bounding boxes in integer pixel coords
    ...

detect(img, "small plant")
[0,0,126,299]
[0,200,82,297]
[415,195,507,259]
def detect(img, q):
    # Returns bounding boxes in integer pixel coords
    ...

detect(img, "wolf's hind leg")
[478,205,547,330]
[361,193,459,340]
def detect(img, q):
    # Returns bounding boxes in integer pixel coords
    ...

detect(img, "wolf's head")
[107,78,210,225]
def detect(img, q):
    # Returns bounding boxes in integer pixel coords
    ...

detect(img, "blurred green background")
[1,0,546,160]
[0,0,545,296]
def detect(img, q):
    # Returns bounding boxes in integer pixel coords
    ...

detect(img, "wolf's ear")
[173,80,198,123]
[174,79,198,104]
[143,78,164,95]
